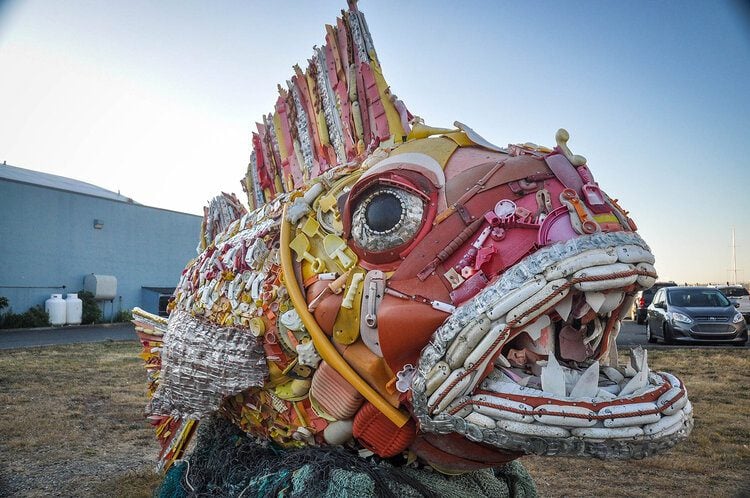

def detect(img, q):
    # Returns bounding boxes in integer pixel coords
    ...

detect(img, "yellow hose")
[280,206,409,427]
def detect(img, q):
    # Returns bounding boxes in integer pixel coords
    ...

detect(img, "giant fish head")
[136,1,692,476]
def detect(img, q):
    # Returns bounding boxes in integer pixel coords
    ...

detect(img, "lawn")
[0,342,747,497]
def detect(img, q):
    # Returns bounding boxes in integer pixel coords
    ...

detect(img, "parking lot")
[618,318,749,349]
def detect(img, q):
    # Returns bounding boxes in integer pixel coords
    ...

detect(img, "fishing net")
[157,415,537,498]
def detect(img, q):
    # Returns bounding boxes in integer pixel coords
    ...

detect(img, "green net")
[157,416,537,498]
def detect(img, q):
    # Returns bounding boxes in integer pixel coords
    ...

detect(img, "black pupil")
[365,192,402,232]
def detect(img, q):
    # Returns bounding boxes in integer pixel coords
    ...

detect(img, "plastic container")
[83,274,117,300]
[45,294,67,326]
[65,293,83,325]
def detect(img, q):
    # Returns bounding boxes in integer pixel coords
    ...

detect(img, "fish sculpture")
[133,0,692,479]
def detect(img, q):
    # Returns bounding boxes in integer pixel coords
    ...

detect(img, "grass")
[0,342,748,497]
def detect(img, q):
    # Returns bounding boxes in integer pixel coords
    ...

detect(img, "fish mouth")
[410,231,693,459]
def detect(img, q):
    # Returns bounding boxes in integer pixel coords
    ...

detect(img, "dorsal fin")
[241,1,412,209]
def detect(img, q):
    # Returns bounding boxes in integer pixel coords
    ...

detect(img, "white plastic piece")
[520,315,551,342]
[636,262,657,288]
[425,361,451,396]
[658,388,688,415]
[533,404,597,428]
[446,317,492,369]
[602,366,624,383]
[619,370,649,397]
[660,372,682,389]
[471,394,534,423]
[296,341,322,368]
[646,419,686,439]
[497,419,571,438]
[599,402,660,427]
[643,412,683,436]
[541,354,567,397]
[572,262,638,291]
[323,419,354,445]
[463,323,506,369]
[507,279,569,326]
[554,293,574,322]
[431,300,456,313]
[428,368,471,413]
[341,273,364,309]
[603,413,662,428]
[682,400,693,417]
[487,276,546,320]
[616,245,655,264]
[595,388,617,400]
[599,292,625,314]
[543,248,617,281]
[585,292,606,313]
[571,426,644,438]
[569,361,600,398]
[465,412,497,429]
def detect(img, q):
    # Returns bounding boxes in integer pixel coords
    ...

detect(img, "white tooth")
[554,293,574,322]
[497,419,571,438]
[636,262,657,289]
[619,370,648,396]
[605,330,619,367]
[616,244,655,264]
[487,276,546,320]
[598,292,624,314]
[585,292,606,312]
[543,248,618,281]
[570,361,600,398]
[521,315,551,341]
[602,366,625,383]
[595,388,617,400]
[465,412,497,429]
[629,346,648,373]
[446,316,492,369]
[541,354,567,397]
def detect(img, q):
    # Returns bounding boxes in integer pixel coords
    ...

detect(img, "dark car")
[632,281,677,324]
[646,286,748,345]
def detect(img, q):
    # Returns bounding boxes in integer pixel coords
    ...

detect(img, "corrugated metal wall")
[0,180,202,318]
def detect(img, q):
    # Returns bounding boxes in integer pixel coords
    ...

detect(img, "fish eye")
[351,186,425,254]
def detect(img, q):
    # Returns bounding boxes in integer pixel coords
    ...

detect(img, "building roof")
[0,163,138,204]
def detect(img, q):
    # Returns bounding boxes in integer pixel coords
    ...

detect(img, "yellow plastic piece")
[273,111,289,160]
[370,58,406,141]
[391,136,459,169]
[280,206,409,427]
[332,270,365,345]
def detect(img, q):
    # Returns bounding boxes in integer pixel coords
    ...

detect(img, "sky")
[1,0,749,284]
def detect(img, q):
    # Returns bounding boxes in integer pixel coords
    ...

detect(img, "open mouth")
[410,232,693,459]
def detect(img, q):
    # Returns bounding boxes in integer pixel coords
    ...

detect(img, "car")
[646,286,748,345]
[631,281,677,324]
[715,284,750,322]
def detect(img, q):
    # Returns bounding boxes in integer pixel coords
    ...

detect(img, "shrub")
[78,291,102,324]
[0,305,50,329]
[113,309,133,323]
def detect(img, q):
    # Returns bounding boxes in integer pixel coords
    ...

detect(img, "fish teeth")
[554,293,574,321]
[520,315,550,342]
[569,361,600,398]
[585,291,606,312]
[541,354,567,397]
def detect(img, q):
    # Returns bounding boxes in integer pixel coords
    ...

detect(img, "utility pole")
[729,227,740,284]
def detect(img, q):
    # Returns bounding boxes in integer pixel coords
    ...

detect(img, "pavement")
[1,319,745,350]
[0,322,137,350]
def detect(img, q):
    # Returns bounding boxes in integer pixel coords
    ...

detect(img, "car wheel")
[646,323,658,343]
[663,324,676,345]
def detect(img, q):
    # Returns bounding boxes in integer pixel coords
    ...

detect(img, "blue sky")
[1,1,748,284]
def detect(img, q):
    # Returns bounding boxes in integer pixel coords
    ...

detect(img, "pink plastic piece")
[537,206,578,246]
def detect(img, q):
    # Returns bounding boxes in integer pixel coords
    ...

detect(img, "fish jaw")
[409,231,693,459]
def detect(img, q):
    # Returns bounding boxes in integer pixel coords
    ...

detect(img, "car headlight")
[733,312,745,324]
[671,312,693,324]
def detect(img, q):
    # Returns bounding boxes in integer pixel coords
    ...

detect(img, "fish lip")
[410,231,694,459]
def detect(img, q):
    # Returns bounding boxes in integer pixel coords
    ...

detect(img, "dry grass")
[0,343,748,497]
[524,348,750,497]
[0,341,160,497]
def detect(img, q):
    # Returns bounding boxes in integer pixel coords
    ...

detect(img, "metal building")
[0,163,202,319]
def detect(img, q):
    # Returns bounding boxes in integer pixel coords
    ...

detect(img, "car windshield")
[719,287,749,298]
[668,289,731,308]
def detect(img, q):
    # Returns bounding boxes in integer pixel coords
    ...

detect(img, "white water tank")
[83,274,117,300]
[65,294,83,325]
[45,294,67,326]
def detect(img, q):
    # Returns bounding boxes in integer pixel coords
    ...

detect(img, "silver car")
[646,286,748,345]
